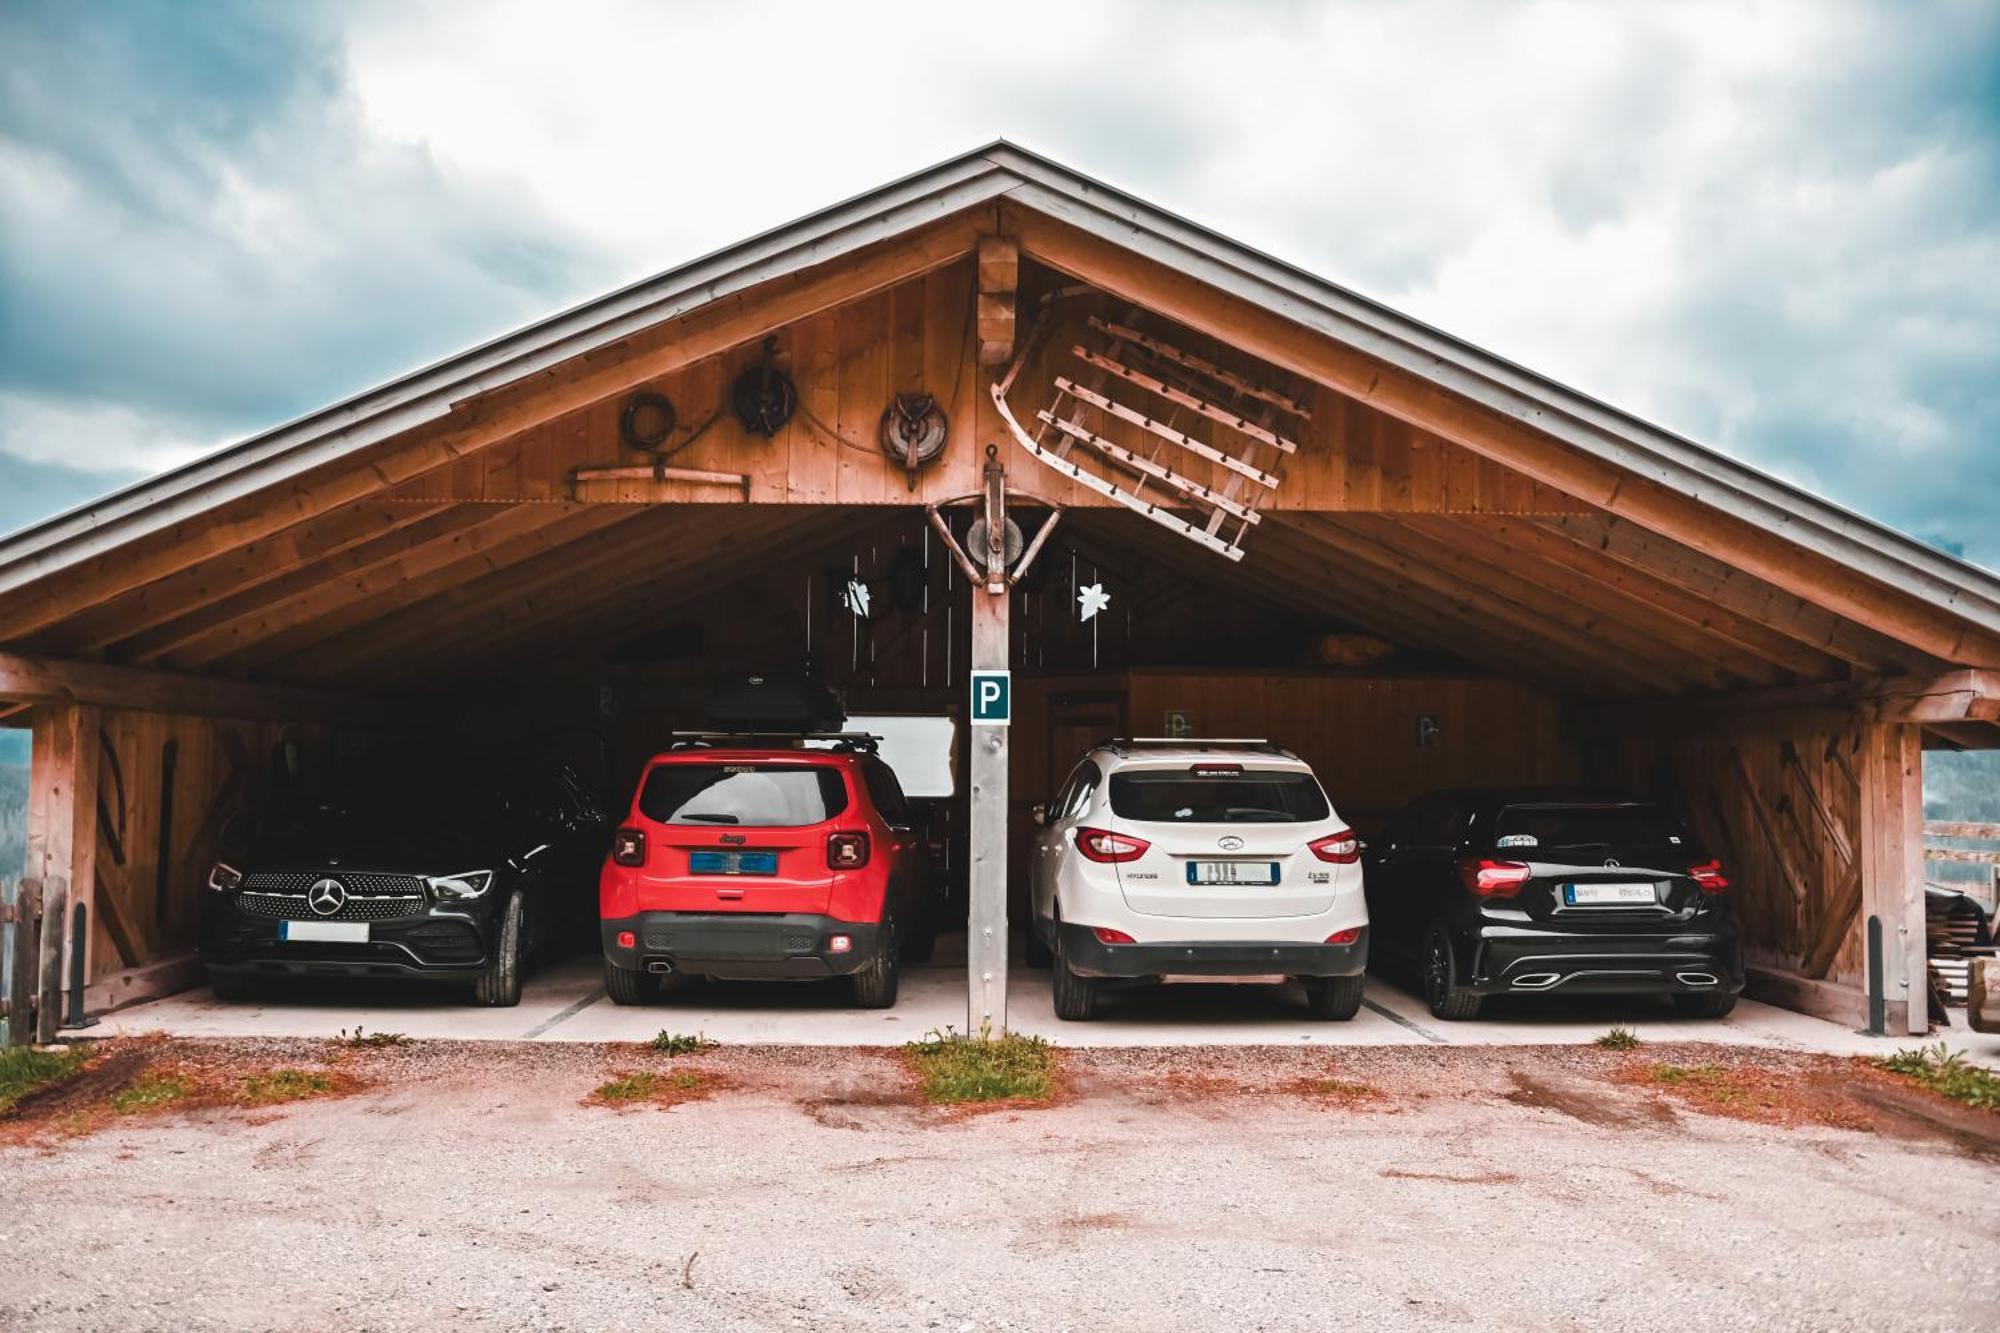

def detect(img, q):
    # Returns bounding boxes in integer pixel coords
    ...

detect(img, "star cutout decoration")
[841,576,872,619]
[1078,582,1111,622]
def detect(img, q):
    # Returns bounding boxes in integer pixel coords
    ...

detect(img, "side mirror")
[1031,803,1048,827]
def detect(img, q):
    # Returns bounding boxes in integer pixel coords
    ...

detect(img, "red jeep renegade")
[599,740,934,1008]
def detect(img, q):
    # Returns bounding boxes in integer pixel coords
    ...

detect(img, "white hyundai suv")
[1026,739,1367,1021]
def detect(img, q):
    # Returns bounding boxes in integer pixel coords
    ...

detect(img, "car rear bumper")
[603,912,885,980]
[1058,922,1367,979]
[1465,928,1743,997]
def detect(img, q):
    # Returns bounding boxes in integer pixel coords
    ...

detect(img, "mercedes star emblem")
[308,878,347,916]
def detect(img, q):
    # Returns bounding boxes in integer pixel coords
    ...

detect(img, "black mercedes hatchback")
[199,750,608,1007]
[1364,789,1743,1020]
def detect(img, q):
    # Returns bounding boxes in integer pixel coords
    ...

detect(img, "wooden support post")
[977,236,1018,367]
[966,445,1012,1035]
[1858,724,1927,1035]
[36,876,65,1043]
[29,704,98,994]
[4,878,38,1047]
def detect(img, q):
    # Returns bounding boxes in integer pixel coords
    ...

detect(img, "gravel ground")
[2,1039,1996,1332]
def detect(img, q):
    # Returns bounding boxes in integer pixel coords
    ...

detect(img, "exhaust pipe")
[1676,971,1719,987]
[1511,972,1562,990]
[645,960,676,975]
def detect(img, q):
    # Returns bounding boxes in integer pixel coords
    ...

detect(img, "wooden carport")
[1,143,1994,1037]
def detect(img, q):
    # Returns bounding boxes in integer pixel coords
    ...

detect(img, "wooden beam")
[0,650,411,724]
[1531,514,1927,675]
[29,705,96,985]
[39,500,457,657]
[1356,515,1784,688]
[977,236,1018,366]
[1857,723,1927,1034]
[187,505,640,672]
[1008,206,2000,667]
[105,504,503,664]
[1438,515,1845,680]
[1278,516,1705,694]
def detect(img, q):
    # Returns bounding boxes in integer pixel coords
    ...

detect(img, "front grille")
[237,892,426,922]
[242,870,426,896]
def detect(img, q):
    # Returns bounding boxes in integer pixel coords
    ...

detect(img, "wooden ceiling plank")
[1267,516,1688,694]
[1532,514,1930,675]
[1303,514,1745,692]
[1425,514,1844,680]
[185,505,643,672]
[250,506,708,679]
[1358,514,1789,687]
[38,499,454,656]
[107,504,506,665]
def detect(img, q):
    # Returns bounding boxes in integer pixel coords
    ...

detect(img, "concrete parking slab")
[94,946,2000,1064]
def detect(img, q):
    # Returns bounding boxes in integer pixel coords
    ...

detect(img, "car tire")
[206,969,258,1003]
[603,959,657,1005]
[1051,931,1099,1021]
[1023,923,1052,968]
[1423,922,1483,1021]
[1671,990,1738,1019]
[472,892,526,1007]
[850,929,901,1009]
[1304,974,1364,1021]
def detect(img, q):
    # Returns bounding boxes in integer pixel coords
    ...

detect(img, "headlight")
[425,870,495,900]
[207,862,243,892]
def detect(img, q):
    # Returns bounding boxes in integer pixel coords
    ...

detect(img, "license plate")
[1564,882,1657,906]
[689,850,779,876]
[1186,861,1280,886]
[280,920,369,943]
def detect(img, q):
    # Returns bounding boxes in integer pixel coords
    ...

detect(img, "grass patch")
[1595,1027,1643,1051]
[591,1069,707,1107]
[334,1026,410,1049]
[1878,1042,2000,1113]
[904,1030,1055,1105]
[109,1069,191,1114]
[240,1069,336,1105]
[648,1031,717,1056]
[0,1044,91,1114]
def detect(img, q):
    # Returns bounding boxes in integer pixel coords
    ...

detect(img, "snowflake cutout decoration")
[842,576,872,619]
[1078,582,1111,622]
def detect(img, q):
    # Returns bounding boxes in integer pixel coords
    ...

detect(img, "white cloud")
[0,392,220,476]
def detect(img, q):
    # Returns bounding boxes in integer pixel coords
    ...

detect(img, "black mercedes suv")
[1364,789,1744,1020]
[199,750,608,1007]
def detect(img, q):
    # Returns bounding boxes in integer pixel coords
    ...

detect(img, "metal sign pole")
[967,447,1011,1035]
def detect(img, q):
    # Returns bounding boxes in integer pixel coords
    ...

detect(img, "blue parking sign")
[970,669,1011,725]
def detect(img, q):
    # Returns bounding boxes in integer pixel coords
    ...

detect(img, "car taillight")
[611,829,646,867]
[827,832,870,869]
[1325,927,1362,945]
[1688,859,1729,894]
[1459,858,1532,898]
[1092,927,1135,945]
[1074,827,1150,864]
[1309,829,1360,864]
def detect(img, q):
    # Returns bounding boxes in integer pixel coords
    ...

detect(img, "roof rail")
[1094,737,1298,759]
[667,730,881,754]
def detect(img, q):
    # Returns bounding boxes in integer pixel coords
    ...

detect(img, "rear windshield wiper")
[677,812,741,824]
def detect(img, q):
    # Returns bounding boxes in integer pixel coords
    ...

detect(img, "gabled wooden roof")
[2,142,1997,714]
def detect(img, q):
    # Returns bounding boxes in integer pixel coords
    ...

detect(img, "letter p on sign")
[970,669,1011,726]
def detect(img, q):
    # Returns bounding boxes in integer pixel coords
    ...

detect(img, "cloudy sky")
[2,0,1996,564]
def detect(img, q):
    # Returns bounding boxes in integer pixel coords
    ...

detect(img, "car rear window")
[638,764,849,827]
[1108,769,1330,823]
[1492,803,1684,850]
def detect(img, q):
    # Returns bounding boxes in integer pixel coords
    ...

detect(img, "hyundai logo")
[307,878,347,916]
[1603,858,1621,869]
[1218,835,1244,851]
